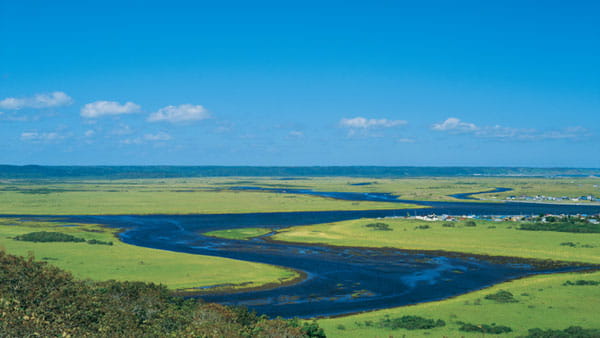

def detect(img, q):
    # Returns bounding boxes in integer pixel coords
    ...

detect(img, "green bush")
[464,220,477,227]
[526,326,600,337]
[458,322,512,334]
[364,222,392,231]
[13,231,86,243]
[87,239,113,246]
[519,222,600,233]
[563,280,600,286]
[0,251,319,337]
[484,290,518,303]
[415,224,431,230]
[375,315,445,330]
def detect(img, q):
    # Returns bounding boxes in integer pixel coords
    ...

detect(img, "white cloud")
[433,117,589,141]
[432,117,478,132]
[81,101,140,118]
[20,132,64,142]
[397,138,415,143]
[111,124,134,135]
[0,92,73,110]
[84,130,95,137]
[148,104,210,123]
[121,132,172,145]
[144,132,171,141]
[340,117,407,129]
[288,130,304,138]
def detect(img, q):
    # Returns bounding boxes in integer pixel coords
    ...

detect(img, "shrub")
[526,326,600,337]
[0,251,317,337]
[563,280,600,286]
[13,231,86,243]
[87,239,113,246]
[364,222,392,231]
[484,290,518,303]
[376,315,445,330]
[459,322,512,334]
[415,224,430,230]
[464,220,477,227]
[442,222,455,227]
[519,222,600,233]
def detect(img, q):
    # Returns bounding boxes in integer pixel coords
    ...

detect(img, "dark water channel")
[8,188,600,318]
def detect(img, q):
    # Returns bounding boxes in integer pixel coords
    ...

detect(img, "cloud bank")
[0,92,73,110]
[81,101,141,118]
[148,104,210,123]
[432,117,587,140]
[340,117,407,129]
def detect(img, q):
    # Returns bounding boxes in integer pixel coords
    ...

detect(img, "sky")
[1,0,599,167]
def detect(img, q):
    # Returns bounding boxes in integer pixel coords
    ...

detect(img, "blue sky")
[1,0,599,166]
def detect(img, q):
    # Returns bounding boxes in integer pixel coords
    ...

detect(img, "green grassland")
[204,227,273,240]
[0,178,418,214]
[1,176,598,215]
[318,271,600,337]
[263,176,600,202]
[269,218,600,337]
[272,218,600,264]
[0,218,298,291]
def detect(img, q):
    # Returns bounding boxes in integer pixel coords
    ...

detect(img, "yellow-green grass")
[270,218,600,336]
[204,227,272,240]
[215,176,600,203]
[273,218,600,264]
[0,178,419,215]
[319,271,600,337]
[2,176,598,215]
[0,218,297,291]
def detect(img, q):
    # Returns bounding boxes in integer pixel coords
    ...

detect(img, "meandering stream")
[6,188,600,318]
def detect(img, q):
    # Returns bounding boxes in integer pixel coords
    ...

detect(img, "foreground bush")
[0,251,323,337]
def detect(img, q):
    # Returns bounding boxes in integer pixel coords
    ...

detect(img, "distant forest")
[0,165,599,179]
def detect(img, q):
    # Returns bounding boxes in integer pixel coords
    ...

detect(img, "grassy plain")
[0,218,298,291]
[273,218,600,264]
[204,227,273,240]
[1,176,599,215]
[269,218,600,337]
[0,178,418,215]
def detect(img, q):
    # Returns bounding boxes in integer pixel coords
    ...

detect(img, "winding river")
[7,188,600,318]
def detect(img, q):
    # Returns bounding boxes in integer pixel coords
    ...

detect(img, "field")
[204,227,273,240]
[0,178,419,214]
[1,176,599,216]
[268,217,600,337]
[0,218,298,291]
[2,176,600,336]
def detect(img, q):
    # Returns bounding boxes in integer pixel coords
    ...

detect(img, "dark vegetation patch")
[563,280,600,286]
[0,251,324,337]
[13,231,113,246]
[87,239,113,246]
[356,315,445,330]
[14,231,85,243]
[415,224,431,230]
[525,326,600,337]
[559,241,596,248]
[442,222,455,227]
[364,222,392,231]
[464,220,477,227]
[484,290,518,303]
[519,216,600,233]
[457,322,512,334]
